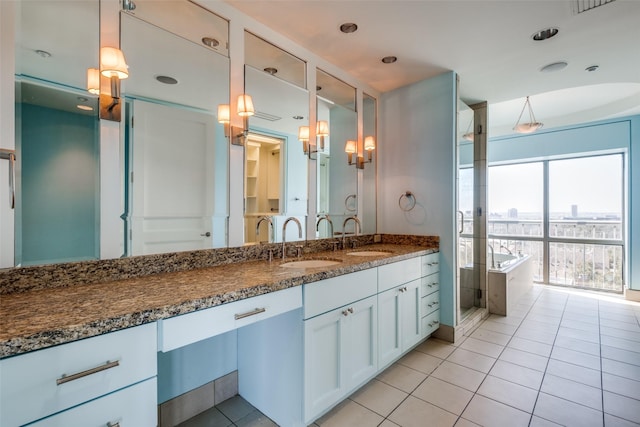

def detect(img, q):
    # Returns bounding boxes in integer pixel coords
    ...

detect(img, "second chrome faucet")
[282,217,302,260]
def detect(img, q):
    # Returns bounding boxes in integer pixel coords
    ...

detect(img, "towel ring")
[345,194,357,212]
[398,191,416,212]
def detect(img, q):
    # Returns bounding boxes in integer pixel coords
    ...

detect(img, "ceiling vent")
[572,0,616,14]
[253,111,281,121]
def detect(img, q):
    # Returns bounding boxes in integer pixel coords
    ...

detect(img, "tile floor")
[182,285,640,427]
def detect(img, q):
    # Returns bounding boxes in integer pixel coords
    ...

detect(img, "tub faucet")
[342,215,361,249]
[488,244,496,269]
[282,217,302,259]
[500,245,513,256]
[316,214,334,237]
[256,216,274,243]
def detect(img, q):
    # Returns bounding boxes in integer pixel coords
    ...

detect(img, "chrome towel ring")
[398,191,416,212]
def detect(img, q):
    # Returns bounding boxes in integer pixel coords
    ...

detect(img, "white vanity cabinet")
[421,252,441,337]
[377,258,423,368]
[303,269,378,424]
[0,323,157,427]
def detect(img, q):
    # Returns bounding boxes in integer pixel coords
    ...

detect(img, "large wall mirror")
[14,0,100,266]
[244,32,309,244]
[315,69,357,239]
[121,1,230,255]
[362,93,377,234]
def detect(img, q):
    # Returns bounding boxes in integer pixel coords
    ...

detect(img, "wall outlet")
[374,234,382,243]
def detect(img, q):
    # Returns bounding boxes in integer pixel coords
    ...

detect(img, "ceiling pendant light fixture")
[513,96,543,134]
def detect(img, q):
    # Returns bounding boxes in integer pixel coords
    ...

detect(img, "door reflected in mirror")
[362,93,377,235]
[316,70,357,239]
[14,0,100,266]
[121,2,230,255]
[243,32,309,245]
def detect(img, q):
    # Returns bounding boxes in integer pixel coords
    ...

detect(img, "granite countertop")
[0,243,437,358]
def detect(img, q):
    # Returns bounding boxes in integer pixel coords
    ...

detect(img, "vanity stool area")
[0,238,440,427]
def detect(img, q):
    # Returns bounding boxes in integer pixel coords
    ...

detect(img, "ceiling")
[225,0,640,136]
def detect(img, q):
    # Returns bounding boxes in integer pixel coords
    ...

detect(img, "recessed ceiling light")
[264,67,278,75]
[76,105,93,111]
[540,61,568,73]
[339,22,358,34]
[381,56,397,64]
[585,65,599,72]
[35,50,51,58]
[532,28,559,41]
[201,37,219,48]
[155,75,178,85]
[293,115,303,120]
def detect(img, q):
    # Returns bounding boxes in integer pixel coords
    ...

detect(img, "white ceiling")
[225,0,640,136]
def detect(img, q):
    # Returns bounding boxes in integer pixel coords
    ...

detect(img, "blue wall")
[483,115,640,291]
[18,103,99,265]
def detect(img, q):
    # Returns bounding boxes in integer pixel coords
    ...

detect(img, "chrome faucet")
[316,214,334,237]
[282,217,302,259]
[342,215,361,249]
[488,244,496,269]
[256,216,274,243]
[500,245,513,256]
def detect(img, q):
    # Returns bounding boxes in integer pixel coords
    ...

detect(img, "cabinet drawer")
[0,323,156,427]
[421,253,440,277]
[378,257,422,292]
[421,310,440,336]
[303,269,377,319]
[421,274,440,296]
[421,291,440,315]
[29,378,157,427]
[159,286,302,352]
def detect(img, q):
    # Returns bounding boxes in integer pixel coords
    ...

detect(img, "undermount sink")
[280,259,342,269]
[346,250,393,256]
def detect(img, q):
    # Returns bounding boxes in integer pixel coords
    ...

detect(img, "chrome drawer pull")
[56,360,120,386]
[107,422,120,427]
[234,307,266,320]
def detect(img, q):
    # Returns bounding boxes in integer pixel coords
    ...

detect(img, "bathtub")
[488,253,533,316]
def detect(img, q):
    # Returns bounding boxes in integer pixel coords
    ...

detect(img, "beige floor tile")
[447,347,496,373]
[529,415,563,426]
[459,336,504,358]
[388,395,458,427]
[561,317,600,331]
[603,413,640,427]
[315,400,383,427]
[178,407,232,427]
[602,358,640,382]
[397,349,442,374]
[534,392,603,427]
[602,345,640,367]
[454,418,482,427]
[379,420,401,427]
[600,318,640,333]
[554,334,601,356]
[551,346,601,370]
[546,359,602,388]
[431,361,486,392]
[507,337,553,357]
[414,338,456,359]
[600,312,638,324]
[477,375,538,413]
[514,328,557,345]
[499,347,549,372]
[479,319,519,336]
[235,410,277,427]
[412,376,473,415]
[603,391,640,424]
[602,335,640,353]
[602,373,640,401]
[216,396,256,422]
[487,314,523,327]
[349,379,408,417]
[470,328,512,346]
[461,394,530,427]
[601,327,640,343]
[376,362,427,393]
[558,326,600,344]
[541,374,603,411]
[489,359,544,390]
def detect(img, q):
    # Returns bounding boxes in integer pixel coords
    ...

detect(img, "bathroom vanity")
[0,237,439,427]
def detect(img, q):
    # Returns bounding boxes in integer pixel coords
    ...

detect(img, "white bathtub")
[487,253,533,316]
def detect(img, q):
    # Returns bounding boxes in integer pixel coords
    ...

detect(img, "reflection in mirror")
[14,0,100,266]
[362,93,377,234]
[315,70,357,239]
[121,2,230,255]
[244,32,308,244]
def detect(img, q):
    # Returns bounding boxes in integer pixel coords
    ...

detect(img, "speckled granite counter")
[0,236,438,358]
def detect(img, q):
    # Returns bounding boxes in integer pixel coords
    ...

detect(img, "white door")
[378,287,402,368]
[401,279,422,350]
[130,100,215,255]
[344,296,378,389]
